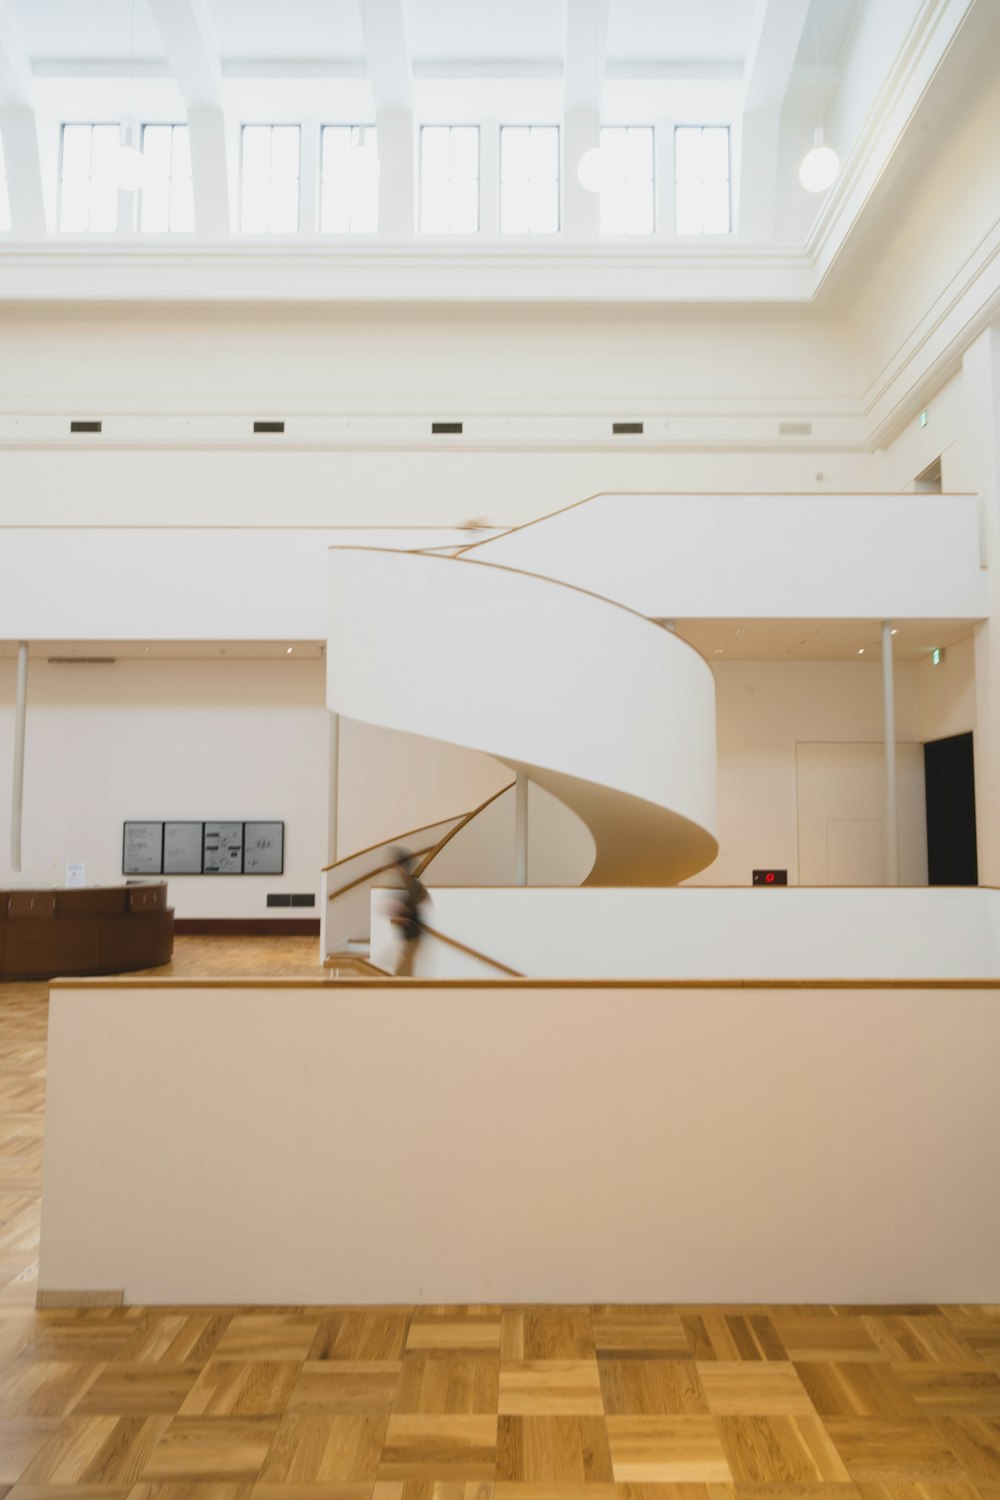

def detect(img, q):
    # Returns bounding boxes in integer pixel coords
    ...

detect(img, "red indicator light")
[765,872,775,883]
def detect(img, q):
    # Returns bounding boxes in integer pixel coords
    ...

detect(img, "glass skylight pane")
[270,126,300,180]
[61,125,91,181]
[141,177,170,232]
[675,181,702,235]
[142,125,171,175]
[702,180,730,233]
[269,178,299,233]
[450,127,478,180]
[674,126,701,183]
[420,126,479,233]
[421,127,450,180]
[321,124,378,233]
[242,126,270,184]
[674,126,730,235]
[171,176,195,231]
[702,127,730,182]
[172,126,192,181]
[241,178,269,233]
[500,125,558,234]
[599,126,653,236]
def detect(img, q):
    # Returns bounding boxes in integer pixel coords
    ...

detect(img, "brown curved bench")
[0,883,174,980]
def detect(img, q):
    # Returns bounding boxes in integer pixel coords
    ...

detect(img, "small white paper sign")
[65,862,86,888]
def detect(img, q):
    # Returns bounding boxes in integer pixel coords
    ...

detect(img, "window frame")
[419,124,481,235]
[598,124,656,236]
[498,123,561,236]
[57,121,124,233]
[138,122,194,234]
[673,123,732,236]
[319,123,379,235]
[239,122,302,235]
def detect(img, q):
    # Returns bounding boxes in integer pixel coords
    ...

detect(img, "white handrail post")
[515,772,529,886]
[11,642,28,873]
[881,620,899,885]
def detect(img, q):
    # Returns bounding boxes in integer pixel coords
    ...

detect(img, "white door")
[796,742,928,885]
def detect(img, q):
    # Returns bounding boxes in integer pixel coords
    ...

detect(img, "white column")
[965,323,1000,884]
[188,105,231,238]
[0,108,47,238]
[327,711,340,865]
[881,620,898,886]
[515,772,529,886]
[376,106,414,237]
[562,107,600,239]
[11,641,28,873]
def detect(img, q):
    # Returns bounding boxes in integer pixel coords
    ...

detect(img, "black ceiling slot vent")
[613,421,644,435]
[778,420,813,436]
[254,420,285,434]
[47,656,117,665]
[432,421,463,434]
[70,420,102,433]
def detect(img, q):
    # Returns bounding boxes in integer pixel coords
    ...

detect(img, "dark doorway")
[924,731,978,885]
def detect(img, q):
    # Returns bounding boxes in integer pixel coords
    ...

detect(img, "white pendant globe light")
[115,141,146,192]
[799,127,839,193]
[577,145,610,193]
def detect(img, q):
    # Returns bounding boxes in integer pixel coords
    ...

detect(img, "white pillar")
[515,772,529,886]
[376,106,415,237]
[965,323,1000,884]
[881,620,898,886]
[327,711,340,865]
[0,108,48,238]
[188,105,232,238]
[11,641,28,873]
[562,107,601,239]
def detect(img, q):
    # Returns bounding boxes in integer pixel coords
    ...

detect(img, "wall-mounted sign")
[244,822,284,874]
[123,822,164,875]
[163,822,203,875]
[123,822,284,876]
[203,821,244,874]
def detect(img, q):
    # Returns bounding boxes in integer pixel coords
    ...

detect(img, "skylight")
[599,126,654,235]
[59,124,120,232]
[420,126,479,234]
[240,125,300,234]
[140,125,194,233]
[321,126,379,234]
[500,126,559,235]
[674,126,730,235]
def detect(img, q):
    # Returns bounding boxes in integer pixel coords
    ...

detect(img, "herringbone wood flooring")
[2,939,1000,1499]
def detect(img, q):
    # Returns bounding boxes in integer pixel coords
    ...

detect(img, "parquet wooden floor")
[2,940,1000,1499]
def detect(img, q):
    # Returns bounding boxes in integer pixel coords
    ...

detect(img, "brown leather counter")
[0,883,174,980]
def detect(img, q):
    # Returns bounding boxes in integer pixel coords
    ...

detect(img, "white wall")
[686,658,920,886]
[371,886,1000,982]
[41,975,1000,1303]
[916,632,977,743]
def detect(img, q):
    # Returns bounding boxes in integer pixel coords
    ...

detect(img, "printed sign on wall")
[122,822,284,876]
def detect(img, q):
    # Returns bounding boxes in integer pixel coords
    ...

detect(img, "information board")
[163,822,203,875]
[203,821,244,874]
[123,822,163,875]
[244,822,284,874]
[123,821,284,875]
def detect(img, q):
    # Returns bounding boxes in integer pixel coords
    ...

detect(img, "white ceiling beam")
[562,0,611,238]
[738,0,811,240]
[146,0,230,237]
[358,0,413,111]
[358,0,414,237]
[145,0,222,107]
[0,3,47,237]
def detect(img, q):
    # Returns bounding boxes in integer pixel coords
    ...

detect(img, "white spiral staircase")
[323,527,719,970]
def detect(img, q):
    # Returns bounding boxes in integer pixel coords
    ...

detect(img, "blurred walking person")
[388,848,428,977]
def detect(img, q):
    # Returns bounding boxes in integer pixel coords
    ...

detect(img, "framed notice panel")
[123,821,284,875]
[163,822,203,875]
[244,822,284,874]
[203,822,244,874]
[123,822,163,875]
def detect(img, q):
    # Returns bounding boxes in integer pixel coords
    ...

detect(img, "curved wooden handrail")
[413,780,516,879]
[321,815,459,873]
[420,923,522,977]
[327,845,436,902]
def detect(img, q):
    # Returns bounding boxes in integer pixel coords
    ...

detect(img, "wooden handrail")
[420,923,523,977]
[413,780,516,878]
[321,817,458,873]
[327,845,436,902]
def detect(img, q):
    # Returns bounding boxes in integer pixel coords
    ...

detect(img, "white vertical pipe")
[11,641,28,873]
[881,621,898,886]
[327,711,340,865]
[515,772,529,886]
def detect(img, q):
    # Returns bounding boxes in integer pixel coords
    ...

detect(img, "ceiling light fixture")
[577,145,610,193]
[857,648,865,655]
[799,127,839,194]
